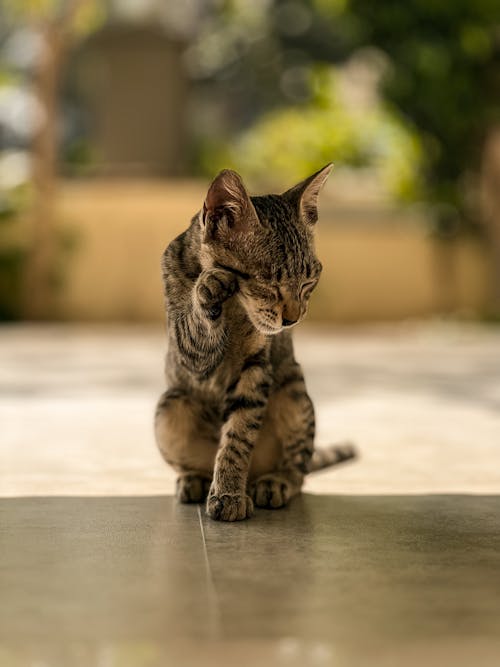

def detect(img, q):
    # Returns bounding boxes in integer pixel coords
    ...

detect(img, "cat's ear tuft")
[202,169,258,243]
[282,163,333,225]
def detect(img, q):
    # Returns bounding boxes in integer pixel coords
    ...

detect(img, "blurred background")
[1,0,500,502]
[0,9,500,667]
[2,7,500,665]
[1,0,500,324]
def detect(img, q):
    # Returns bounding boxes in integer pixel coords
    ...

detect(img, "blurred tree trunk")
[23,23,62,319]
[480,127,500,316]
[22,2,83,319]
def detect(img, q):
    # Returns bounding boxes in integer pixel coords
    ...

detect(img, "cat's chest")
[225,298,265,356]
[205,300,266,391]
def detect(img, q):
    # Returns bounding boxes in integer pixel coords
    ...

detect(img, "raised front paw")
[196,269,238,320]
[176,473,212,503]
[250,474,292,509]
[206,491,254,521]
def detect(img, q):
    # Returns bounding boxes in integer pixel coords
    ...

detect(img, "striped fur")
[308,442,357,472]
[155,165,355,521]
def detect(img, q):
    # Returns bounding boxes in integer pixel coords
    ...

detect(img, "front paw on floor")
[250,475,291,509]
[206,492,254,521]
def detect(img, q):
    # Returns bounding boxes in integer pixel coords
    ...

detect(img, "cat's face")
[231,195,322,334]
[237,260,322,334]
[201,165,332,334]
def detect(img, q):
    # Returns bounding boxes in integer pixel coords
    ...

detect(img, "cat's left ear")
[202,169,259,244]
[282,163,333,225]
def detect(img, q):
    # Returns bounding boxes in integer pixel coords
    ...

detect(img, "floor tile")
[0,498,213,652]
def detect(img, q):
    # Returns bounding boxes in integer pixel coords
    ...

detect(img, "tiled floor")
[1,494,499,667]
[1,324,500,666]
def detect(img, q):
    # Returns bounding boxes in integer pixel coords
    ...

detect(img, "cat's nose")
[282,298,301,326]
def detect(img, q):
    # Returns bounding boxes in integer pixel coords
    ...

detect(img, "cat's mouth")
[254,322,283,335]
[250,316,290,335]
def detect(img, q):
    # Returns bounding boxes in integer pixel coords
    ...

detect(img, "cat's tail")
[308,442,357,473]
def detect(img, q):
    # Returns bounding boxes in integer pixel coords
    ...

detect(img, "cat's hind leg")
[155,389,219,503]
[249,379,314,509]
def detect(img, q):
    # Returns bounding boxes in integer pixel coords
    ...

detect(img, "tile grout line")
[197,504,221,638]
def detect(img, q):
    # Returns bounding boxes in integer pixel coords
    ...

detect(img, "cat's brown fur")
[155,165,354,521]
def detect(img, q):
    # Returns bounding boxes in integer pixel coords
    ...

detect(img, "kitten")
[155,165,355,521]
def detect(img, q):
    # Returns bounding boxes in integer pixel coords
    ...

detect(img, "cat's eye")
[214,262,251,280]
[301,280,317,297]
[249,283,279,301]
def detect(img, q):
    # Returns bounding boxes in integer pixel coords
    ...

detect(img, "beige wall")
[56,180,489,322]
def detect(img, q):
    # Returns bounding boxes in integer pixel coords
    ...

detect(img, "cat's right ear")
[201,169,258,244]
[282,163,333,225]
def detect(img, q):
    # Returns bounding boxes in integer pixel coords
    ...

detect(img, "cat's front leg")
[206,347,271,521]
[171,268,238,378]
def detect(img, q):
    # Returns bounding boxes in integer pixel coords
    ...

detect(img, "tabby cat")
[155,164,354,521]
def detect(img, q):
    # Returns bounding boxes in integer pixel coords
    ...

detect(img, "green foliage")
[2,0,104,35]
[0,246,26,320]
[0,182,30,320]
[326,0,500,230]
[194,0,500,232]
[200,66,423,199]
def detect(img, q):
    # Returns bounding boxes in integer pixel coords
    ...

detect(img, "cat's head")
[199,164,332,335]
